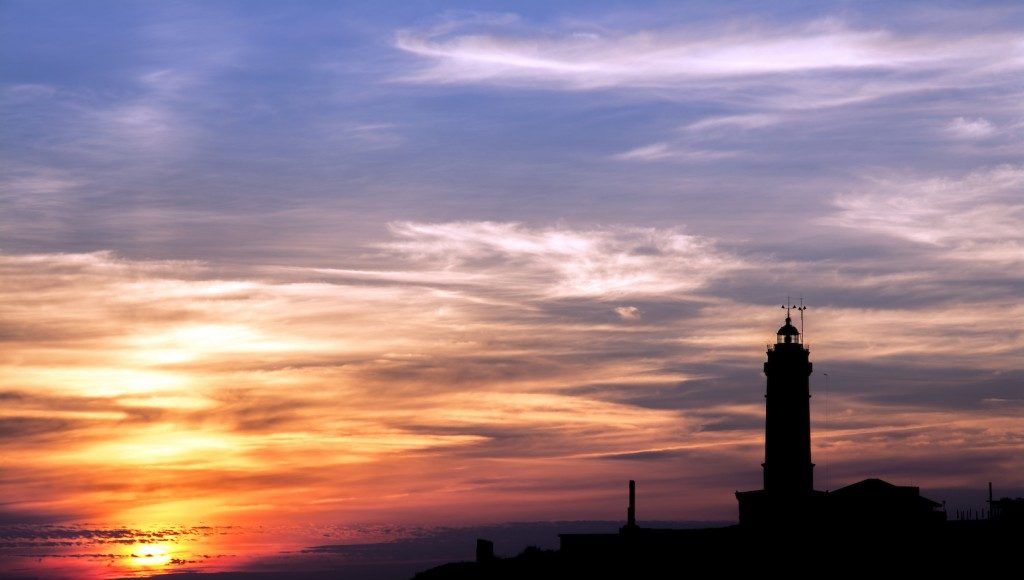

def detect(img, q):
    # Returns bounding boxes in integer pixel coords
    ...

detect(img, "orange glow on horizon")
[1,244,1022,576]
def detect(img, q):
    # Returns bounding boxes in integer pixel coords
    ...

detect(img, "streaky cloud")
[829,164,1024,265]
[393,12,1021,110]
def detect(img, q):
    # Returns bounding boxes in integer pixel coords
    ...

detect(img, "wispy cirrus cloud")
[612,142,737,163]
[393,14,1021,107]
[945,117,997,140]
[829,164,1024,265]
[393,9,1023,166]
[611,114,780,163]
[682,114,782,133]
[395,22,892,85]
[380,221,741,297]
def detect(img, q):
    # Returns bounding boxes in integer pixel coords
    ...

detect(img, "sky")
[1,0,1023,576]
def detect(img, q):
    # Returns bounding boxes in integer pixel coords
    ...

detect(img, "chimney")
[627,480,637,528]
[988,482,993,520]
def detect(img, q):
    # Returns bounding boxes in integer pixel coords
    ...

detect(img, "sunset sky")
[2,1,1023,577]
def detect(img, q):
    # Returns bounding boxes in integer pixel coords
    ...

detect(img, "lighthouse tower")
[735,304,945,528]
[762,307,813,495]
[735,304,818,526]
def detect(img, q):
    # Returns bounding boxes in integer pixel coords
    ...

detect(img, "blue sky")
[4,1,1020,263]
[1,1,1022,575]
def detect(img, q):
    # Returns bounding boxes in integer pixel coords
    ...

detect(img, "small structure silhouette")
[475,539,495,564]
[415,308,1020,578]
[622,480,637,531]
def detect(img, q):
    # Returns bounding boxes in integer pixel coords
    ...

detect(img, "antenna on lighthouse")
[781,296,793,319]
[823,372,830,492]
[797,297,807,343]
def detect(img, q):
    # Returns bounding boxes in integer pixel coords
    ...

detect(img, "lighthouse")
[735,303,820,526]
[762,307,813,495]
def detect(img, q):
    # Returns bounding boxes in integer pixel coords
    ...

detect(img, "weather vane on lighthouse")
[781,297,808,336]
[797,297,807,339]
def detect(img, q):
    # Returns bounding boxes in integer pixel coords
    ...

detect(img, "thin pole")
[988,482,993,520]
[824,372,830,492]
[627,480,636,528]
[798,297,806,343]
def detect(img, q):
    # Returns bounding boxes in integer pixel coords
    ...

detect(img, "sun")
[128,542,172,568]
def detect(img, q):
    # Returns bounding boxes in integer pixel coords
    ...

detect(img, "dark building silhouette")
[415,308,1019,579]
[475,539,495,563]
[736,309,944,528]
[990,496,1024,522]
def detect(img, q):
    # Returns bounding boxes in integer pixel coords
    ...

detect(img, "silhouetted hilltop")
[414,516,1022,579]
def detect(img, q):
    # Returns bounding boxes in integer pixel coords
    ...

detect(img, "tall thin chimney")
[627,480,637,528]
[988,482,993,520]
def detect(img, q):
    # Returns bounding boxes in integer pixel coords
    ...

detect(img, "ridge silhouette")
[415,310,1022,578]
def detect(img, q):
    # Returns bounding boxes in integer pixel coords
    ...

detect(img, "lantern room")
[776,316,801,345]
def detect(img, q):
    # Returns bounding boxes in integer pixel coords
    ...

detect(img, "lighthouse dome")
[776,317,800,344]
